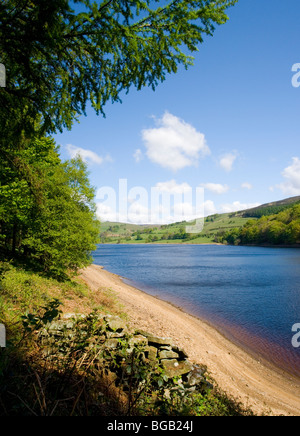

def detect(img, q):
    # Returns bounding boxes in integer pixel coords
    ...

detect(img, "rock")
[45,320,69,335]
[136,330,174,346]
[104,315,127,332]
[183,365,213,392]
[161,359,193,378]
[106,330,126,339]
[144,345,158,362]
[185,365,206,386]
[60,313,87,330]
[104,338,120,349]
[128,334,148,348]
[159,349,180,359]
[43,312,212,396]
[61,313,86,321]
[172,345,189,360]
[159,345,172,351]
[145,334,173,347]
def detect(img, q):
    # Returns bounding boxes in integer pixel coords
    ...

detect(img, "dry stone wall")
[44,313,212,394]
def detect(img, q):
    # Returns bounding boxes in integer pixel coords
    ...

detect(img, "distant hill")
[99,196,300,245]
[238,196,300,218]
[220,201,300,247]
[97,196,300,244]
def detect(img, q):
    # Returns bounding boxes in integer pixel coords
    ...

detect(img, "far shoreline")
[99,241,300,248]
[98,242,224,246]
[80,264,300,416]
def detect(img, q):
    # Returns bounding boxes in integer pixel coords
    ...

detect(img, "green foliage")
[0,264,254,416]
[135,230,143,241]
[242,201,300,218]
[0,136,100,276]
[21,299,62,333]
[0,0,238,142]
[100,213,251,245]
[221,204,300,246]
[0,0,238,273]
[0,262,91,332]
[0,298,253,416]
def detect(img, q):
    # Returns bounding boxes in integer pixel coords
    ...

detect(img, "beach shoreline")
[79,264,300,416]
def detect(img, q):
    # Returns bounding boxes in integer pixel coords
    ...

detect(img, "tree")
[223,203,300,247]
[25,156,100,275]
[0,136,100,276]
[0,0,238,274]
[0,136,61,257]
[223,227,240,245]
[0,0,238,143]
[285,221,300,244]
[266,221,286,245]
[135,230,142,241]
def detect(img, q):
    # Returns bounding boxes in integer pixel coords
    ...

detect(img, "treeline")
[0,0,234,277]
[0,137,100,277]
[218,205,300,246]
[241,202,300,218]
[139,227,189,242]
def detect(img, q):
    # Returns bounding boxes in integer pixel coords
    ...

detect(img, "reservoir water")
[92,244,300,379]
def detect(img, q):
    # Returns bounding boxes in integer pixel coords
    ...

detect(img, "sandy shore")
[79,264,300,416]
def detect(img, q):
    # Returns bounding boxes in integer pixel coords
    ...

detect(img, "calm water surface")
[93,244,300,379]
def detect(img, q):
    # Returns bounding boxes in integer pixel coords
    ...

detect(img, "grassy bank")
[99,197,300,245]
[99,214,251,245]
[0,261,254,416]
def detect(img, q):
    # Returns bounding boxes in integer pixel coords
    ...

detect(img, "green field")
[99,213,252,245]
[99,196,300,245]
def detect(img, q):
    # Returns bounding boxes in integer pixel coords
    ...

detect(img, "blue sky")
[54,0,300,224]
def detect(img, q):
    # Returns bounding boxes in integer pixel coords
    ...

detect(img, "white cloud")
[133,149,143,163]
[142,112,210,171]
[66,144,110,165]
[97,202,148,224]
[96,179,209,224]
[203,200,217,216]
[277,157,300,196]
[219,152,237,172]
[97,197,218,224]
[172,202,194,216]
[201,183,229,195]
[221,201,260,213]
[241,182,253,190]
[97,204,119,222]
[152,180,197,223]
[127,202,150,224]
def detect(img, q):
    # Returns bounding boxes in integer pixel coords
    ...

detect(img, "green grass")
[100,196,300,245]
[0,261,255,416]
[0,261,127,334]
[99,213,253,245]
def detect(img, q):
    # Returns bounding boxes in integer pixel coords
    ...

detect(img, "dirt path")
[79,264,300,416]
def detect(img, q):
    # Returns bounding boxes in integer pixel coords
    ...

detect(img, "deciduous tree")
[0,0,238,142]
[0,137,100,275]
